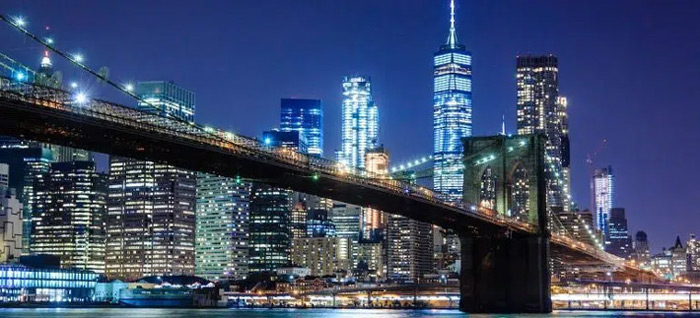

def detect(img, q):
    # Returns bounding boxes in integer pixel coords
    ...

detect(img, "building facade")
[280,98,323,157]
[195,173,250,281]
[330,203,361,267]
[248,184,292,273]
[0,165,22,262]
[106,81,197,280]
[433,0,473,202]
[31,161,106,273]
[387,214,433,282]
[593,166,614,235]
[605,208,633,259]
[337,76,378,169]
[291,237,351,277]
[633,231,651,266]
[516,55,570,212]
[362,147,389,241]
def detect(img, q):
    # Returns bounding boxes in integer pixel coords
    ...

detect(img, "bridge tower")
[459,134,551,313]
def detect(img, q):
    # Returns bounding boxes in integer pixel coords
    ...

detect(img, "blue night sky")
[3,0,699,252]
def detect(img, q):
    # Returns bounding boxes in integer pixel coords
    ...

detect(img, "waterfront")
[0,308,698,318]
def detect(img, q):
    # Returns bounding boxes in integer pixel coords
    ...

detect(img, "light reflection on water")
[0,308,696,318]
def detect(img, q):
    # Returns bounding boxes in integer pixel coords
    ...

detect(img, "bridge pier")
[458,232,551,313]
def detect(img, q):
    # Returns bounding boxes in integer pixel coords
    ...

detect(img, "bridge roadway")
[0,77,630,270]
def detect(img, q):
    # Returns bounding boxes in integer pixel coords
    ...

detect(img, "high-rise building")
[433,0,473,202]
[290,202,307,239]
[593,166,614,235]
[280,98,323,157]
[330,203,362,267]
[31,161,106,273]
[387,214,433,282]
[195,174,250,281]
[249,184,292,273]
[306,209,335,238]
[357,241,384,280]
[605,208,633,259]
[0,147,53,254]
[337,76,378,169]
[516,55,570,212]
[106,81,197,280]
[291,237,351,277]
[634,231,651,265]
[0,164,22,263]
[687,234,700,272]
[262,130,308,154]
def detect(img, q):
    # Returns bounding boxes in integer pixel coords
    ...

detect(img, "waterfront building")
[605,208,633,259]
[106,81,197,280]
[634,231,651,265]
[248,184,292,273]
[195,173,250,281]
[387,214,433,282]
[516,55,570,212]
[433,0,473,202]
[291,237,351,277]
[0,263,98,302]
[687,234,700,271]
[593,166,614,235]
[330,202,361,266]
[337,76,378,169]
[280,98,323,157]
[0,165,21,262]
[31,161,106,273]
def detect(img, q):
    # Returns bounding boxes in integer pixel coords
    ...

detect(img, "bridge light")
[45,37,54,45]
[74,92,88,104]
[15,72,26,81]
[235,175,241,184]
[14,17,26,27]
[312,173,319,181]
[73,54,84,63]
[264,137,271,145]
[70,82,78,89]
[124,83,134,92]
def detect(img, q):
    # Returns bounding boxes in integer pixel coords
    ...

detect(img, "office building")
[337,76,378,169]
[593,166,614,235]
[291,237,351,277]
[433,0,473,202]
[280,98,323,157]
[290,202,307,239]
[387,214,433,282]
[357,241,384,280]
[248,184,292,273]
[605,208,633,259]
[262,130,308,154]
[634,231,651,265]
[106,81,197,280]
[687,234,700,272]
[306,209,335,238]
[195,173,250,281]
[330,202,361,266]
[362,147,389,241]
[0,164,21,263]
[31,161,106,274]
[516,55,570,212]
[0,262,98,302]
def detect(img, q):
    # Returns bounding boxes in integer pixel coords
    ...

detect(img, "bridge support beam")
[459,232,551,313]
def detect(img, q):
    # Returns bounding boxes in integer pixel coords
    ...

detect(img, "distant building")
[362,147,389,241]
[433,0,473,202]
[0,263,98,302]
[652,237,688,280]
[248,184,292,273]
[291,237,351,277]
[593,166,614,235]
[290,202,307,239]
[337,76,378,169]
[633,231,651,265]
[605,208,633,259]
[306,209,335,238]
[262,130,308,154]
[280,98,323,157]
[687,234,700,272]
[0,164,22,262]
[357,241,384,281]
[330,203,361,267]
[516,55,570,212]
[555,210,601,247]
[106,81,197,280]
[31,161,106,274]
[387,214,433,282]
[195,173,250,281]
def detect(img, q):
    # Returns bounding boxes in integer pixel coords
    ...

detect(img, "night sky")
[3,0,699,253]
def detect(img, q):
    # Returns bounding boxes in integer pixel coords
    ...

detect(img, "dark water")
[0,308,696,318]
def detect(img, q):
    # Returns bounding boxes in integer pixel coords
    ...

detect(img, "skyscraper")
[593,166,614,234]
[433,0,473,202]
[605,208,633,259]
[106,81,197,280]
[0,164,21,263]
[634,231,651,265]
[195,174,250,281]
[362,147,389,241]
[331,203,362,267]
[248,184,292,273]
[280,98,323,157]
[31,161,106,273]
[516,55,570,212]
[338,76,378,169]
[387,215,433,282]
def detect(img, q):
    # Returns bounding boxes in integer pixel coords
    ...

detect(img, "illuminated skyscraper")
[106,81,196,280]
[362,147,389,241]
[605,207,632,259]
[195,174,250,281]
[338,76,378,169]
[433,0,473,201]
[280,98,323,157]
[516,55,570,212]
[249,184,292,273]
[31,161,106,273]
[593,166,614,234]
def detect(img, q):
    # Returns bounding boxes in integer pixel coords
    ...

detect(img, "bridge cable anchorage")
[0,13,235,148]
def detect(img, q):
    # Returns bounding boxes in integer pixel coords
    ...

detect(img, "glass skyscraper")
[433,0,473,202]
[280,98,323,157]
[593,166,614,235]
[106,81,197,281]
[338,76,378,169]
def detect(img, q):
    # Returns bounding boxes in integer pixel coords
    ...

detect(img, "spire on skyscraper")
[446,0,458,48]
[40,50,52,68]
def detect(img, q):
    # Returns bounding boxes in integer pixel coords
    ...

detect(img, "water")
[0,308,696,318]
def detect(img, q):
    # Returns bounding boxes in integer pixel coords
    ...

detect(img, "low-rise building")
[291,237,350,277]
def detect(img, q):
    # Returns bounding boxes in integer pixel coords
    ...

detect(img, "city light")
[73,53,84,63]
[124,83,134,92]
[14,17,26,27]
[74,92,88,104]
[45,37,54,44]
[70,82,78,88]
[15,72,25,81]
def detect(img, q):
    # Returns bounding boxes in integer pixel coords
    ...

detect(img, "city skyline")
[2,0,699,253]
